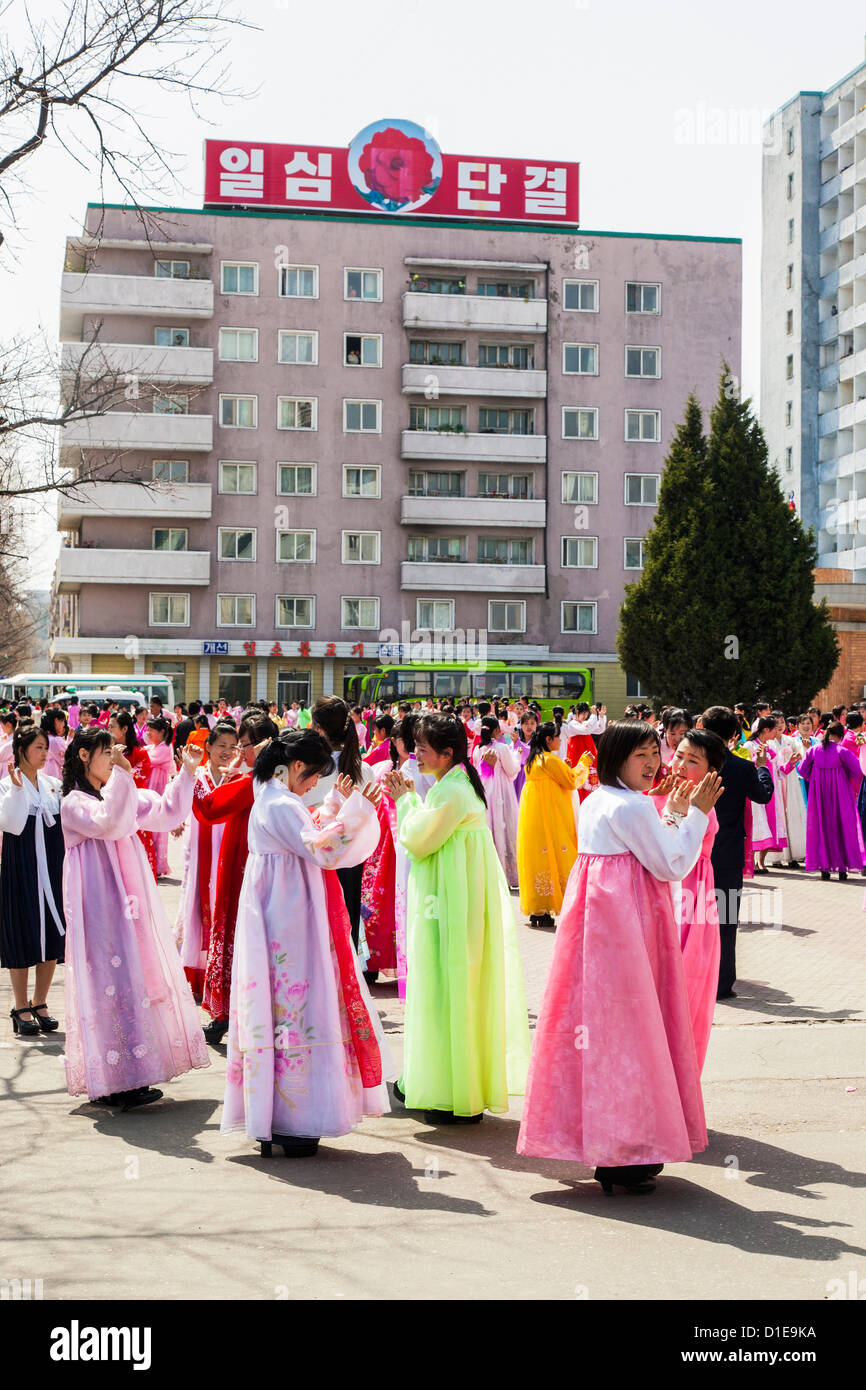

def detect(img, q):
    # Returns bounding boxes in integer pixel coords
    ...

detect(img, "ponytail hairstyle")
[41,708,68,739]
[552,704,564,735]
[1,708,18,731]
[62,727,112,798]
[390,714,418,768]
[253,728,333,785]
[146,716,171,741]
[751,716,777,742]
[238,714,279,746]
[526,720,558,770]
[478,714,500,748]
[110,709,139,755]
[312,694,362,783]
[13,724,48,768]
[417,713,486,807]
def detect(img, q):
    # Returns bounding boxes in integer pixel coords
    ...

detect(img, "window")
[152,459,188,482]
[625,409,661,442]
[488,600,525,632]
[155,260,189,279]
[277,464,316,496]
[343,399,381,432]
[624,538,647,569]
[786,401,793,427]
[343,466,380,498]
[220,395,257,428]
[478,343,532,368]
[218,663,251,706]
[478,537,533,564]
[478,473,532,499]
[785,447,793,472]
[417,599,454,630]
[477,280,532,298]
[341,597,380,629]
[408,470,465,497]
[342,531,380,563]
[625,346,661,378]
[786,309,793,335]
[151,660,186,706]
[221,262,257,295]
[409,341,464,366]
[562,536,598,567]
[562,407,598,439]
[278,330,317,365]
[277,670,311,706]
[786,355,794,380]
[407,535,464,562]
[786,264,794,289]
[563,279,598,312]
[219,328,258,361]
[276,596,314,628]
[787,128,795,155]
[155,327,189,347]
[562,472,597,504]
[219,461,257,494]
[626,282,660,314]
[561,601,597,634]
[787,218,795,244]
[277,530,315,562]
[626,674,647,698]
[153,392,188,415]
[218,527,256,561]
[563,343,598,375]
[409,405,465,431]
[278,397,316,430]
[344,334,382,367]
[218,594,255,626]
[149,593,189,625]
[278,264,317,297]
[624,473,659,505]
[345,268,382,301]
[408,275,465,295]
[787,172,795,200]
[152,527,188,551]
[479,408,533,435]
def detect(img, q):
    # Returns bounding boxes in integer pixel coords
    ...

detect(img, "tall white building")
[762,39,866,576]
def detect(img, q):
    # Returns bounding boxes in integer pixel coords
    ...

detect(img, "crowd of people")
[1,683,862,1194]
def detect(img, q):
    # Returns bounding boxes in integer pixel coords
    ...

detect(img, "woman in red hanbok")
[173,724,238,997]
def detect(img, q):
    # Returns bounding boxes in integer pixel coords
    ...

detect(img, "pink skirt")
[517,852,707,1167]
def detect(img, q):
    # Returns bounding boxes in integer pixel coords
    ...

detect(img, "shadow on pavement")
[715,978,862,1022]
[70,1095,222,1163]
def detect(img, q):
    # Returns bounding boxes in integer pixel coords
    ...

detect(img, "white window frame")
[342,465,382,499]
[417,598,454,631]
[561,535,598,569]
[561,600,598,635]
[220,261,259,296]
[154,327,189,348]
[562,407,598,440]
[219,327,259,362]
[624,473,660,505]
[561,471,598,504]
[342,530,381,564]
[219,394,258,429]
[151,526,188,552]
[154,259,189,279]
[487,599,526,634]
[624,409,661,442]
[340,596,381,630]
[344,267,383,302]
[278,330,318,365]
[624,538,647,570]
[625,281,661,315]
[217,593,256,627]
[624,345,661,378]
[343,332,383,368]
[276,463,317,497]
[149,592,189,626]
[276,529,317,564]
[562,343,599,375]
[153,391,189,415]
[343,399,382,434]
[562,279,599,313]
[277,396,318,431]
[218,460,258,495]
[217,526,257,562]
[278,264,319,299]
[152,459,188,483]
[275,595,315,629]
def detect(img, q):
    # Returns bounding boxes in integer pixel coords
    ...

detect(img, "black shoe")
[594,1164,657,1195]
[423,1109,483,1125]
[363,969,379,986]
[528,915,542,928]
[28,999,59,1032]
[392,1079,405,1105]
[820,871,831,881]
[539,913,555,929]
[786,861,800,870]
[119,1088,163,1111]
[261,1133,320,1158]
[716,989,737,1000]
[9,1006,39,1037]
[839,871,848,881]
[202,1017,229,1045]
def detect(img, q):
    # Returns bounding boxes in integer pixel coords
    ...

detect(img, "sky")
[4,0,866,587]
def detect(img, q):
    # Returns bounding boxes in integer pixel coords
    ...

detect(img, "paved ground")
[1,846,864,1302]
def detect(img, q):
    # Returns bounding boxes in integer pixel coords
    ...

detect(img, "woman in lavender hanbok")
[144,717,175,877]
[60,728,209,1112]
[747,717,787,872]
[471,716,520,888]
[798,722,865,881]
[221,730,395,1158]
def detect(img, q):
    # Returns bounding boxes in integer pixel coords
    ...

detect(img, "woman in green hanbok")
[381,715,530,1124]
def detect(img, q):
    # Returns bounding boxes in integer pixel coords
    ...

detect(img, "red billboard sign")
[203,118,579,225]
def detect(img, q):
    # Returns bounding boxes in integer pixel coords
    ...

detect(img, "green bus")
[346,663,592,717]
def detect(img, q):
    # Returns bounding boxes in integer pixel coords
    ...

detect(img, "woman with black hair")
[109,709,157,880]
[747,716,787,872]
[660,708,692,768]
[220,728,392,1157]
[40,708,69,781]
[1,725,66,1035]
[382,714,530,1126]
[471,715,520,888]
[144,716,175,876]
[517,719,722,1194]
[517,721,591,929]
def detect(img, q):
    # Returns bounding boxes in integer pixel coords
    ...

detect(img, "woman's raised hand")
[651,771,678,797]
[110,743,132,774]
[689,771,724,814]
[9,762,22,788]
[181,744,205,776]
[381,769,410,801]
[361,780,383,807]
[334,773,355,799]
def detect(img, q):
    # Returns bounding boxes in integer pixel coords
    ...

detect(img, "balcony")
[401,363,546,397]
[401,429,546,464]
[840,346,866,381]
[401,561,546,592]
[818,408,839,436]
[838,399,866,430]
[60,272,213,337]
[59,411,213,459]
[400,496,546,527]
[402,291,547,334]
[61,341,213,385]
[57,481,213,527]
[56,547,210,590]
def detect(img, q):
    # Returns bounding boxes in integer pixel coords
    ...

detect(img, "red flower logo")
[359,128,435,207]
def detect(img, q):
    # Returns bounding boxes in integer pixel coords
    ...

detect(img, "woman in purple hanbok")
[61,728,210,1111]
[471,716,520,887]
[797,722,864,881]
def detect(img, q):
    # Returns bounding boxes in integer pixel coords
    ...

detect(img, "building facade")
[51,194,741,711]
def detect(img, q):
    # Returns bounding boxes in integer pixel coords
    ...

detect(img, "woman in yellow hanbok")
[517,722,590,928]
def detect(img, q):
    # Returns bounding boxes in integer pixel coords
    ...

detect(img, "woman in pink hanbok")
[747,717,786,871]
[221,730,394,1158]
[375,716,433,999]
[144,717,175,877]
[517,720,723,1195]
[61,728,209,1111]
[471,716,520,888]
[40,709,69,781]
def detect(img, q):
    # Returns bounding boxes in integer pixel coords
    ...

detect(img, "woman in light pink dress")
[145,717,175,877]
[747,717,786,871]
[471,716,520,888]
[40,709,69,781]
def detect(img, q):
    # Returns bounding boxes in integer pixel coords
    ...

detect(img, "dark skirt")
[0,815,66,968]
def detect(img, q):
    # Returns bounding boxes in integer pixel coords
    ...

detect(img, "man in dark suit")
[172,698,201,758]
[699,706,774,999]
